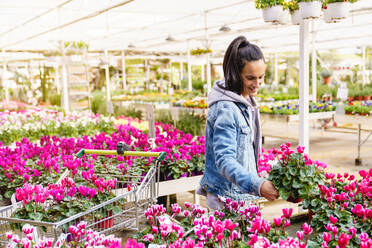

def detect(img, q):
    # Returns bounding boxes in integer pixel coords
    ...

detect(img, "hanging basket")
[299,1,322,19]
[291,10,301,25]
[262,5,287,24]
[326,2,350,21]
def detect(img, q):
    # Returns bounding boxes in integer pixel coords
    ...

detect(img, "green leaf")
[292,179,302,188]
[30,212,43,221]
[311,198,319,207]
[289,166,297,176]
[4,190,13,199]
[279,188,290,200]
[300,167,307,178]
[112,206,122,215]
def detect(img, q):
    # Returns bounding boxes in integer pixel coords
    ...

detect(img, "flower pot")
[291,10,301,25]
[363,96,371,101]
[347,96,354,102]
[95,210,114,229]
[323,8,338,23]
[287,195,302,203]
[327,2,350,21]
[299,1,322,19]
[323,76,331,84]
[262,5,287,24]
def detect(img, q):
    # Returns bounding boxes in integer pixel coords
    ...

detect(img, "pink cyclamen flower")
[282,208,293,219]
[329,215,338,224]
[296,231,304,241]
[273,217,282,227]
[302,223,313,235]
[322,232,331,243]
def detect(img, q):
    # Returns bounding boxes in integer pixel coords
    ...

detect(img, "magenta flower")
[282,208,293,219]
[329,215,338,224]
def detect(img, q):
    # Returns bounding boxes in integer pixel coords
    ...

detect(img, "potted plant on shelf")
[286,0,301,25]
[255,0,288,24]
[320,69,332,84]
[298,0,322,19]
[323,0,358,22]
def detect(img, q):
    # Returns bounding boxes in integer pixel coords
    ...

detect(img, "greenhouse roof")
[1,0,372,57]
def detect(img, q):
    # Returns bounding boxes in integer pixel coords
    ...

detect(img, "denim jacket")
[199,80,265,201]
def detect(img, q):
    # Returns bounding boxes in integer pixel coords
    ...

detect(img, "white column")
[60,42,69,111]
[362,46,366,85]
[2,50,9,102]
[201,64,205,81]
[274,52,278,86]
[187,41,192,91]
[55,63,61,94]
[299,19,310,152]
[121,50,126,90]
[145,58,150,84]
[180,61,184,81]
[206,54,211,94]
[312,48,317,102]
[104,50,111,101]
[311,21,317,102]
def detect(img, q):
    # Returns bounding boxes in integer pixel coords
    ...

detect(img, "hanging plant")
[298,0,323,19]
[285,0,301,25]
[323,0,358,22]
[255,0,288,24]
[190,48,212,56]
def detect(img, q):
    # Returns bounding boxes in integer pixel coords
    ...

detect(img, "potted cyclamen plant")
[262,143,326,204]
[286,0,301,25]
[255,0,288,24]
[298,0,323,19]
[323,0,358,22]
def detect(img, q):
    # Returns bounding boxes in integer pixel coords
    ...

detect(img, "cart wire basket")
[0,147,166,245]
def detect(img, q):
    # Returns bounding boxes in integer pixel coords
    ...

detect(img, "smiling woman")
[197,36,279,210]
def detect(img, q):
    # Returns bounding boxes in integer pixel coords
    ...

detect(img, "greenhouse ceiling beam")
[1,0,135,49]
[0,0,74,39]
[131,8,372,51]
[92,0,250,41]
[107,16,261,48]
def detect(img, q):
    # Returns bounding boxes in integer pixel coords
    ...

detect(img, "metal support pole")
[2,49,9,102]
[180,60,184,82]
[206,54,211,94]
[145,58,149,84]
[55,63,60,94]
[355,124,362,166]
[201,64,205,81]
[104,50,113,114]
[362,46,366,85]
[60,42,69,111]
[274,52,278,86]
[187,41,192,91]
[299,19,310,152]
[121,50,126,90]
[311,21,317,102]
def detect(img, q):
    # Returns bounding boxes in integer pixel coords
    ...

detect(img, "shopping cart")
[0,144,166,245]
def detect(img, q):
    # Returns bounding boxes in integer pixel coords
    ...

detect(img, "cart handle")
[76,149,167,162]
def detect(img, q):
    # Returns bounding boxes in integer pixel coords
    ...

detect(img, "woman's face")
[240,59,266,97]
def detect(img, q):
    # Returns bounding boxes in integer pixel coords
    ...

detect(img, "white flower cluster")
[0,108,115,144]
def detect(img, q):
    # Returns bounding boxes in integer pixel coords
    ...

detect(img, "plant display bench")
[158,175,203,205]
[332,114,372,165]
[0,149,166,246]
[260,111,335,141]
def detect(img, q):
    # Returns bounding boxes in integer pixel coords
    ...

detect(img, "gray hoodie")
[208,80,261,162]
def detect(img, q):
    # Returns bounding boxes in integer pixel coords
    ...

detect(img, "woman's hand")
[260,181,279,201]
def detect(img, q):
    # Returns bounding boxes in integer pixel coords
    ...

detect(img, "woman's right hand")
[260,181,279,201]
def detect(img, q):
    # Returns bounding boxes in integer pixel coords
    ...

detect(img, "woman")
[197,36,279,210]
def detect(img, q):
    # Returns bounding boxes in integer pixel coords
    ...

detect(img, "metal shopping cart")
[0,143,166,245]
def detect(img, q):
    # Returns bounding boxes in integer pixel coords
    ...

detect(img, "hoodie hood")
[208,79,262,163]
[208,80,257,109]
